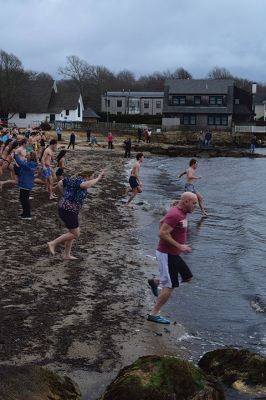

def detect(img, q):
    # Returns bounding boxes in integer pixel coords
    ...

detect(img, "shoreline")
[0,148,186,400]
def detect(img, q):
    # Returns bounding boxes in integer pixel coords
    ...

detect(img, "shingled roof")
[18,79,54,113]
[48,80,81,113]
[16,79,81,114]
[83,107,100,118]
[165,79,234,94]
[254,93,266,104]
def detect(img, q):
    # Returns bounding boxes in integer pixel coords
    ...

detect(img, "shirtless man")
[13,138,27,176]
[125,152,144,207]
[41,138,57,199]
[178,158,207,217]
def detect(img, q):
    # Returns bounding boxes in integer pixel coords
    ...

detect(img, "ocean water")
[128,153,266,363]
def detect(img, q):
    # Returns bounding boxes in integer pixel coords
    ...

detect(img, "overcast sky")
[1,0,266,82]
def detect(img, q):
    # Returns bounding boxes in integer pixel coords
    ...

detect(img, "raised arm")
[178,170,186,179]
[80,170,105,189]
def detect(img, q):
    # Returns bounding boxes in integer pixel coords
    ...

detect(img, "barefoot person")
[147,192,198,324]
[48,169,105,260]
[178,158,207,217]
[125,152,144,207]
[41,139,57,199]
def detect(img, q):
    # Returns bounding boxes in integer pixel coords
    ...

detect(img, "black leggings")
[68,142,75,149]
[19,188,31,217]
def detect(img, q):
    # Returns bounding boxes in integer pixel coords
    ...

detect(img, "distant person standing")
[205,130,212,148]
[124,137,132,158]
[86,127,91,143]
[198,131,204,148]
[107,131,113,149]
[147,192,198,324]
[137,128,142,143]
[250,134,257,153]
[68,131,76,149]
[147,129,152,143]
[144,129,148,143]
[56,126,62,142]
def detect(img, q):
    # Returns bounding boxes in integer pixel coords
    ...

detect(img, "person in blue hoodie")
[14,151,38,220]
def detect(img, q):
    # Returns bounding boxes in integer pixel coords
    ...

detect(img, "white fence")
[235,125,266,133]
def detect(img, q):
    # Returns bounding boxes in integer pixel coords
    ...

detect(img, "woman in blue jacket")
[14,151,38,220]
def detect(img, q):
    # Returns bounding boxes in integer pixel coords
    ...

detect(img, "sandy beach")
[0,147,186,399]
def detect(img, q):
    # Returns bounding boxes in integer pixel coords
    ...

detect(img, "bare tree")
[207,67,233,79]
[0,49,28,119]
[173,67,193,79]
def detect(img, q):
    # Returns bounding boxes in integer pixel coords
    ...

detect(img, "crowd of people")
[1,125,208,325]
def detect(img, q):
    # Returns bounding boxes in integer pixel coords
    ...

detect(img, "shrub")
[40,120,51,131]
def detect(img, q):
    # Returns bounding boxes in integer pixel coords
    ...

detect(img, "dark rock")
[0,364,81,400]
[133,144,266,158]
[198,348,266,395]
[101,355,224,400]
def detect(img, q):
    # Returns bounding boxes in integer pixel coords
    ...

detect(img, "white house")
[8,80,84,128]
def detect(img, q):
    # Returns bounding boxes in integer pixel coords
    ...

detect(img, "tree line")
[1,49,266,118]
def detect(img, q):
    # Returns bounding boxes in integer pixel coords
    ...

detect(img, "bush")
[40,120,51,131]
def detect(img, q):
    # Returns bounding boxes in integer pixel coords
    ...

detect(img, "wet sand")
[0,148,185,399]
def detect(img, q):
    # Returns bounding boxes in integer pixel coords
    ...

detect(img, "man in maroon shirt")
[148,192,198,324]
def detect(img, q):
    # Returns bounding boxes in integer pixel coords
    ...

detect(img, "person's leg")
[20,189,31,217]
[196,191,207,216]
[67,142,71,149]
[150,288,173,315]
[126,187,138,206]
[48,227,80,256]
[48,175,54,199]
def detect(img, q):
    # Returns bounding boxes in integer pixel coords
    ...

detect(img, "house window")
[172,96,186,105]
[209,96,223,105]
[144,101,149,108]
[66,110,69,116]
[156,101,161,108]
[117,100,122,107]
[78,103,80,118]
[19,113,26,119]
[183,114,196,125]
[235,98,240,105]
[208,115,228,125]
[194,96,201,105]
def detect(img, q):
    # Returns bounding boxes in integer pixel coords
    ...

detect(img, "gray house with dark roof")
[101,91,164,115]
[8,80,84,128]
[163,79,252,130]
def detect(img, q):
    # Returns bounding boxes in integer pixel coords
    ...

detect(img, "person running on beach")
[147,192,198,324]
[41,139,57,200]
[178,158,207,217]
[125,152,144,207]
[47,169,105,260]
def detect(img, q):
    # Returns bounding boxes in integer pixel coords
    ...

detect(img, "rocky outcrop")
[101,355,224,400]
[0,364,81,400]
[133,144,266,158]
[198,348,266,396]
